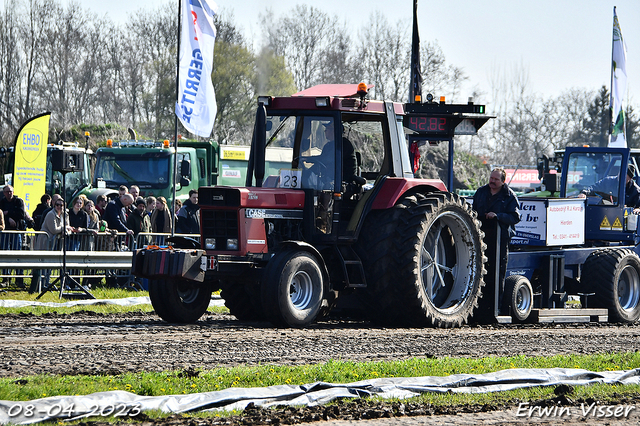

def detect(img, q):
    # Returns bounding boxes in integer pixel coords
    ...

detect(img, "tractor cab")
[245,84,415,246]
[560,146,637,244]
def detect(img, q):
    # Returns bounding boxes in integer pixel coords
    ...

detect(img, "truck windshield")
[94,152,171,189]
[565,152,623,204]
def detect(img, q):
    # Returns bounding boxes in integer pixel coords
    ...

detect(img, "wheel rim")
[288,270,315,310]
[177,282,201,304]
[618,265,640,311]
[420,209,477,312]
[515,283,532,314]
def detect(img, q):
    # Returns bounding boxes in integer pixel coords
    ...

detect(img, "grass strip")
[1,353,639,402]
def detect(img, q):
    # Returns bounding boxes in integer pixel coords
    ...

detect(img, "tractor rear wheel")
[149,279,212,323]
[356,192,486,327]
[220,280,265,321]
[261,250,324,327]
[582,248,640,323]
[503,275,533,322]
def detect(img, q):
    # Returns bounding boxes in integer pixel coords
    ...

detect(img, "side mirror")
[181,159,191,178]
[180,177,190,187]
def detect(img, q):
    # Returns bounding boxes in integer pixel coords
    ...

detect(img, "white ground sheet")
[0,296,225,308]
[1,368,639,425]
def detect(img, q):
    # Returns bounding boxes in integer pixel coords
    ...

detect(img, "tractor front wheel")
[261,250,324,327]
[149,279,212,323]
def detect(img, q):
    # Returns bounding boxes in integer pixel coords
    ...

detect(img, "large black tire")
[220,280,265,321]
[582,248,640,324]
[261,250,324,327]
[355,192,486,327]
[148,279,212,323]
[503,275,533,322]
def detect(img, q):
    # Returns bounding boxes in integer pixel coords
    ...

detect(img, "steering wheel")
[592,190,615,205]
[304,158,332,189]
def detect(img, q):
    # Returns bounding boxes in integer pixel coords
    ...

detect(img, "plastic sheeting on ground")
[0,296,225,309]
[1,368,639,425]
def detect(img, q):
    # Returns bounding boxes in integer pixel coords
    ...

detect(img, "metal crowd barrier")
[0,231,200,289]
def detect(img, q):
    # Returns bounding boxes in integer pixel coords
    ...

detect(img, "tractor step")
[336,246,367,288]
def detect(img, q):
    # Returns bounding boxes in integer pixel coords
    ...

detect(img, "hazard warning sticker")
[612,217,623,230]
[600,216,611,230]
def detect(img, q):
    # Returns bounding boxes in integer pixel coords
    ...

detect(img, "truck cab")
[92,139,211,205]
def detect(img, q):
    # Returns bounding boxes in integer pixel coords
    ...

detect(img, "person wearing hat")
[126,197,152,239]
[579,163,640,207]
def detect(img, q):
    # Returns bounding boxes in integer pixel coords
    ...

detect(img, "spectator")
[1,184,27,240]
[126,186,139,217]
[118,185,128,196]
[177,190,200,234]
[32,194,51,232]
[0,185,27,287]
[472,168,521,314]
[68,197,90,251]
[104,193,135,236]
[84,200,100,229]
[146,196,156,216]
[127,197,152,239]
[150,196,172,233]
[130,185,140,200]
[39,198,70,246]
[82,199,101,287]
[95,195,108,217]
[34,198,70,292]
[173,199,182,228]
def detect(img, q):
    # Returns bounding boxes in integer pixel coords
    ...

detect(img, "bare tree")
[262,5,336,91]
[35,1,103,127]
[17,0,54,123]
[130,3,177,139]
[0,0,22,141]
[357,12,408,101]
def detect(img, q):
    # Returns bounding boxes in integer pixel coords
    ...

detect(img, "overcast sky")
[78,0,639,104]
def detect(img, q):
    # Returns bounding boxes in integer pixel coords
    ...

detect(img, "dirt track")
[2,311,640,377]
[2,311,640,425]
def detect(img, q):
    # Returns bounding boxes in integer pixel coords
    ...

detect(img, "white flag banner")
[609,7,627,148]
[175,0,218,137]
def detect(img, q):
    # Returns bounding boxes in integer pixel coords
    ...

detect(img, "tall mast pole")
[171,0,182,237]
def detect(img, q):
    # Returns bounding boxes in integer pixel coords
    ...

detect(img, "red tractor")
[135,84,491,328]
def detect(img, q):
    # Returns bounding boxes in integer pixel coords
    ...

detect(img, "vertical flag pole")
[609,6,615,146]
[171,0,183,237]
[408,0,422,104]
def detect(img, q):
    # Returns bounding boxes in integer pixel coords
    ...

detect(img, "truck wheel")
[357,192,486,327]
[261,250,324,327]
[583,249,640,323]
[148,279,212,323]
[220,281,265,321]
[503,275,533,322]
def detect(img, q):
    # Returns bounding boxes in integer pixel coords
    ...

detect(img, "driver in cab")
[578,163,640,208]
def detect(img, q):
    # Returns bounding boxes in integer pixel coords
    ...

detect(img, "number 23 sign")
[279,169,302,188]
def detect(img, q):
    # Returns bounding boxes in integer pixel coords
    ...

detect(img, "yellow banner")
[13,113,50,213]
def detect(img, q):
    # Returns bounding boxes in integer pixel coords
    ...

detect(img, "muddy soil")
[2,311,640,425]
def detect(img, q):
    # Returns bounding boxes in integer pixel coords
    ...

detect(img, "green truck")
[88,139,291,206]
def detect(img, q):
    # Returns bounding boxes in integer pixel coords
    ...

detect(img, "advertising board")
[512,198,585,246]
